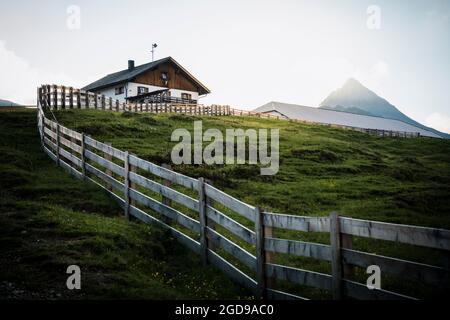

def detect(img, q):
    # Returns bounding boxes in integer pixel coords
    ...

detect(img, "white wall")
[96,82,199,102]
[97,86,126,102]
[168,88,199,100]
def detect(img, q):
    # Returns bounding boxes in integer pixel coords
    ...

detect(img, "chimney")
[128,60,135,70]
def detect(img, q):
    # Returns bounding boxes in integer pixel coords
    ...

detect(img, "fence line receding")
[38,84,421,138]
[36,85,449,300]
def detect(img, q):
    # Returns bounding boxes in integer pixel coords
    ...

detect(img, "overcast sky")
[1,0,449,132]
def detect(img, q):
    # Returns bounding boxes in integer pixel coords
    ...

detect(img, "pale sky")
[1,0,449,132]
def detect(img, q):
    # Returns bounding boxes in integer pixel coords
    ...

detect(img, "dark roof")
[82,56,210,95]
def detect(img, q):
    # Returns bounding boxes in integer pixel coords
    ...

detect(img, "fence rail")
[36,86,449,300]
[38,84,422,138]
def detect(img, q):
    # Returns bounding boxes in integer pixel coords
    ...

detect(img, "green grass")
[51,109,450,299]
[0,109,252,300]
[54,109,450,228]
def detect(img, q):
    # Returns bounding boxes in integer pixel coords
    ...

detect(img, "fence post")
[53,85,58,110]
[69,87,74,109]
[61,86,66,110]
[124,151,130,219]
[205,179,217,251]
[105,142,113,191]
[255,206,267,299]
[77,90,81,109]
[198,177,208,266]
[55,123,60,165]
[330,211,343,300]
[40,112,45,147]
[81,133,86,179]
[161,164,172,223]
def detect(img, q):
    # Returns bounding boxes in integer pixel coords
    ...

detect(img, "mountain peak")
[343,77,363,87]
[319,79,449,138]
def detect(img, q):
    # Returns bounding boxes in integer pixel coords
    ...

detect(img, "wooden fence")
[229,108,421,138]
[36,100,450,300]
[38,84,422,138]
[38,84,230,116]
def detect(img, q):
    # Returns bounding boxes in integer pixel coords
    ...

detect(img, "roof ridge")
[82,56,210,94]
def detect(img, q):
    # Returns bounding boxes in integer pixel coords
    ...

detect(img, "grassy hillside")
[0,109,251,299]
[54,109,450,228]
[51,109,450,299]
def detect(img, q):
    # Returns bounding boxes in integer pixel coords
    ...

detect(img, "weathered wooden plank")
[263,212,330,232]
[58,125,82,141]
[129,205,201,255]
[44,117,58,130]
[207,248,258,294]
[129,171,199,211]
[265,238,331,261]
[128,188,200,233]
[343,279,416,300]
[85,163,125,193]
[44,126,57,140]
[342,248,449,287]
[59,135,82,154]
[265,263,332,291]
[204,183,255,221]
[59,147,82,168]
[44,136,57,152]
[266,288,308,300]
[206,227,257,271]
[84,149,125,177]
[340,217,450,250]
[128,155,198,190]
[84,136,126,161]
[206,205,256,244]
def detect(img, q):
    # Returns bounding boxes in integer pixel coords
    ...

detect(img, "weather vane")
[151,43,158,61]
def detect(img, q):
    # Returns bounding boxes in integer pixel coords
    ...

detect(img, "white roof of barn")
[254,101,440,138]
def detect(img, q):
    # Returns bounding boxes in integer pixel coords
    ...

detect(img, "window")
[181,93,192,100]
[115,86,124,95]
[161,72,168,81]
[137,86,149,95]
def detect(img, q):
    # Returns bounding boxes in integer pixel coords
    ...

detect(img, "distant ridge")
[0,99,20,107]
[320,78,449,139]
